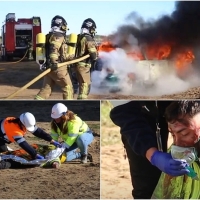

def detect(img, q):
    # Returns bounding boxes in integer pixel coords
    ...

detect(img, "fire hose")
[4,54,90,100]
[0,49,29,65]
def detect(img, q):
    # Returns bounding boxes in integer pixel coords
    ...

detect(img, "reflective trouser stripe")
[63,85,73,100]
[34,95,45,100]
[82,83,89,96]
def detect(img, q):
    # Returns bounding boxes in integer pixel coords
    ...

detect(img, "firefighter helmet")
[51,103,68,119]
[81,18,97,36]
[51,15,68,32]
[19,112,36,132]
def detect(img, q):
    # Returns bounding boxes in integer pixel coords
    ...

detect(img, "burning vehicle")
[94,40,195,94]
[92,1,200,95]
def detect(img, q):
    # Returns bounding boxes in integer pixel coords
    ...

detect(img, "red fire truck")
[1,13,42,61]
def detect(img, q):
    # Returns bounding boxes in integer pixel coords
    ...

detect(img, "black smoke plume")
[113,1,200,60]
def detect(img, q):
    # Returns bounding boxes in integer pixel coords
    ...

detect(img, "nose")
[173,135,183,146]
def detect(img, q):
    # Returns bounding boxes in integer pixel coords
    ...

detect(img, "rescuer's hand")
[51,141,62,148]
[50,63,58,71]
[151,150,190,176]
[36,154,45,160]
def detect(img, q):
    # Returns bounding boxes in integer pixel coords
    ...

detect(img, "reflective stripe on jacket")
[1,117,26,143]
[51,115,89,148]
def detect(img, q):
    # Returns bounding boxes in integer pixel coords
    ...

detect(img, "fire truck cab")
[1,13,41,61]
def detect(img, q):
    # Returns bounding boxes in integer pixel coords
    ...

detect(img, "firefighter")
[27,37,34,61]
[0,112,61,169]
[75,18,98,99]
[50,103,94,166]
[35,15,74,100]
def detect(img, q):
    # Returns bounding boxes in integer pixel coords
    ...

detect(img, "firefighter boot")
[62,85,74,100]
[77,83,89,100]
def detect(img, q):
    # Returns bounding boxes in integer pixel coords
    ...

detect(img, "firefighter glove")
[40,64,47,71]
[151,150,190,176]
[50,63,58,71]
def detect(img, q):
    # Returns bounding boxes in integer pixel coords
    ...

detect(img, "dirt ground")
[0,59,200,100]
[0,101,100,199]
[101,126,174,199]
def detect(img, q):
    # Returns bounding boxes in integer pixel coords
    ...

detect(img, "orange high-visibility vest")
[1,117,26,143]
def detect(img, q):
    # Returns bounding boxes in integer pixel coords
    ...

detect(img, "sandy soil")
[101,127,174,199]
[0,59,200,100]
[0,101,100,199]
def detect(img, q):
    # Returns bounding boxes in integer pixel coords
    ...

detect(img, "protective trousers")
[35,67,74,100]
[28,42,33,60]
[75,65,91,99]
[64,130,94,161]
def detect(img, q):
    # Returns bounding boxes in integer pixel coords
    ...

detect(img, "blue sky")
[0,1,176,36]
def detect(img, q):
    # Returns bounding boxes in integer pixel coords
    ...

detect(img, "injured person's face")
[168,114,200,147]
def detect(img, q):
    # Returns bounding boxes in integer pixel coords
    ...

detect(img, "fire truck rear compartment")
[15,30,32,48]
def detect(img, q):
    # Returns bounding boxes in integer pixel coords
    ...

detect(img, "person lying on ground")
[0,143,66,169]
[0,112,61,168]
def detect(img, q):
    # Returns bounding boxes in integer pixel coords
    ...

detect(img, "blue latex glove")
[52,141,62,148]
[151,150,190,176]
[36,154,44,159]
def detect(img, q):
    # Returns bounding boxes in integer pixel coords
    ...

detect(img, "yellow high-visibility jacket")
[51,115,88,148]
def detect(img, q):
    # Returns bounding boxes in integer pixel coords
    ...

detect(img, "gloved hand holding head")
[19,112,36,132]
[151,150,190,176]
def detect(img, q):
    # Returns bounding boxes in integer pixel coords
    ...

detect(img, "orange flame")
[98,41,116,52]
[175,49,195,69]
[145,43,171,60]
[98,40,195,73]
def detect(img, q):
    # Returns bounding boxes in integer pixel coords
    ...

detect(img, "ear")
[62,112,66,116]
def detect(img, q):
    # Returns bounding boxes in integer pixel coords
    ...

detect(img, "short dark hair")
[165,101,200,124]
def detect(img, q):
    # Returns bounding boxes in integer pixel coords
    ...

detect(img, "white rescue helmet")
[19,112,36,132]
[51,103,68,119]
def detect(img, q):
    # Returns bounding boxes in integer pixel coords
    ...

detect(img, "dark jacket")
[110,101,172,157]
